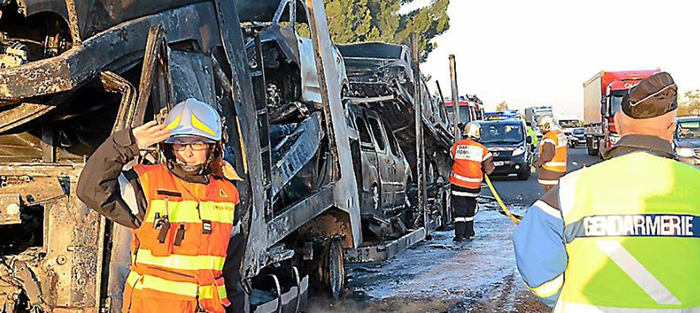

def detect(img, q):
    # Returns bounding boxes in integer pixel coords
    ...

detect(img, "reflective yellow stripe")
[217,284,227,300]
[127,271,140,287]
[191,113,217,137]
[166,114,182,130]
[452,173,482,183]
[199,284,217,299]
[198,283,228,302]
[529,274,564,298]
[545,162,567,167]
[127,271,198,297]
[542,139,556,146]
[146,200,235,224]
[136,249,226,271]
[199,202,235,224]
[538,179,559,185]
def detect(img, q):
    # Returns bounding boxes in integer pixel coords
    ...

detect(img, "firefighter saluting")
[449,122,495,241]
[78,98,242,313]
[532,115,567,191]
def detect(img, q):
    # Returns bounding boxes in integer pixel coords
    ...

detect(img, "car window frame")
[367,116,388,154]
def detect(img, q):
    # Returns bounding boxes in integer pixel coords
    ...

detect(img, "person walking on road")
[513,72,700,311]
[526,121,539,150]
[449,122,495,241]
[78,98,244,313]
[531,115,567,191]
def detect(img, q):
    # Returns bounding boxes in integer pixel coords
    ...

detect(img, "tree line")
[324,0,450,62]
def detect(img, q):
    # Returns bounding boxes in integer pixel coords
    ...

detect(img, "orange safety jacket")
[539,130,567,173]
[122,164,239,313]
[450,139,492,189]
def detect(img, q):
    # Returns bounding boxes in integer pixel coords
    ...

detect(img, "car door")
[352,108,382,214]
[366,112,395,210]
[384,120,408,208]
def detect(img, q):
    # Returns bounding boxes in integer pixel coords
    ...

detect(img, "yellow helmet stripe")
[191,113,217,137]
[165,114,182,131]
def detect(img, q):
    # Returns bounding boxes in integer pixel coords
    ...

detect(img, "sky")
[407,0,700,119]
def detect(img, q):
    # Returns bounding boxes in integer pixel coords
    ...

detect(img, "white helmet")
[164,98,222,143]
[463,122,481,140]
[537,115,556,133]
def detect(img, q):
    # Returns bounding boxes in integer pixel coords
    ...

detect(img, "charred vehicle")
[347,104,412,240]
[339,42,451,133]
[339,42,455,247]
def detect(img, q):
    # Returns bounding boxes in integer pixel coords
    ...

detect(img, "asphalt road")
[484,146,602,205]
[310,147,602,313]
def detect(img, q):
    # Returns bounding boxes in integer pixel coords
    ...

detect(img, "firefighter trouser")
[452,185,479,237]
[542,184,555,193]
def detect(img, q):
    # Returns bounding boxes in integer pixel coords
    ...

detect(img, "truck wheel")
[586,137,597,156]
[318,237,345,299]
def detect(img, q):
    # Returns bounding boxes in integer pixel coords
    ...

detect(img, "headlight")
[512,146,525,156]
[676,147,695,158]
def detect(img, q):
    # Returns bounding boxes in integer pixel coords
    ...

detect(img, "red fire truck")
[444,94,485,128]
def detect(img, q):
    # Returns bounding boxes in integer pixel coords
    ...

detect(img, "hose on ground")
[484,174,522,225]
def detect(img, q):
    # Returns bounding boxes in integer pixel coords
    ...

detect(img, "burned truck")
[0,0,453,312]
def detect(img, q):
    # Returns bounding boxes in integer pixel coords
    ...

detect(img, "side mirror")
[526,136,532,144]
[600,98,607,116]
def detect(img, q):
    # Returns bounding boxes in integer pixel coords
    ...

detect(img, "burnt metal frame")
[0,2,221,105]
[0,3,228,312]
[239,0,362,279]
[449,54,462,139]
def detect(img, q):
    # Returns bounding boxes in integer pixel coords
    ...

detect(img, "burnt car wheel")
[318,237,346,299]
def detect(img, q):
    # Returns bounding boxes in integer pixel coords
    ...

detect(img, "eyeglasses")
[170,142,210,151]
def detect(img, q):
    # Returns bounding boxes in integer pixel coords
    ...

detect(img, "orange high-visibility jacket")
[450,139,492,189]
[122,164,239,313]
[539,130,568,173]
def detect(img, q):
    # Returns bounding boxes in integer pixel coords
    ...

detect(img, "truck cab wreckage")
[0,0,454,312]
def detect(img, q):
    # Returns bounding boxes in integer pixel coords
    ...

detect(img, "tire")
[517,169,530,180]
[318,237,346,299]
[586,137,597,156]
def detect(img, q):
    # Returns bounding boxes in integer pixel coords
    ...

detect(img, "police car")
[478,116,534,180]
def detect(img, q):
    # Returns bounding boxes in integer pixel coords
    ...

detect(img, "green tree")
[678,90,700,117]
[496,101,509,112]
[323,0,451,61]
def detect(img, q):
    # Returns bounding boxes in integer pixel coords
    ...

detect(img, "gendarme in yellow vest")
[555,152,700,312]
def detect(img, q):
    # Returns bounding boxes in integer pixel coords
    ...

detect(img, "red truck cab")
[584,69,660,156]
[445,96,484,128]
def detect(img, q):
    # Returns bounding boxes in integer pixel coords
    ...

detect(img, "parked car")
[477,118,534,180]
[568,127,585,147]
[674,117,700,167]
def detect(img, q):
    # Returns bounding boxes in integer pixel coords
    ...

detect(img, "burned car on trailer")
[338,42,450,133]
[339,42,454,239]
[239,0,348,124]
[346,104,412,240]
